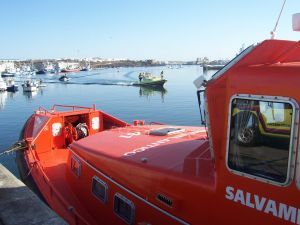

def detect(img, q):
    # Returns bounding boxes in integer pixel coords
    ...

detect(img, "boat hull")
[1,73,15,78]
[133,79,167,87]
[61,69,80,73]
[6,85,18,92]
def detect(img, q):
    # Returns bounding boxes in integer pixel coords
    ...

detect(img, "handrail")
[37,106,55,115]
[150,121,165,125]
[51,104,96,112]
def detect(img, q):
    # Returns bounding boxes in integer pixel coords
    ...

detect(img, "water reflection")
[138,86,167,102]
[23,90,38,101]
[0,91,7,110]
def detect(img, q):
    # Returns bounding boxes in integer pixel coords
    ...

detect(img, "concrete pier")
[0,164,66,225]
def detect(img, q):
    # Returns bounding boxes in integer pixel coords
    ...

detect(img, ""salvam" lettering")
[225,186,300,224]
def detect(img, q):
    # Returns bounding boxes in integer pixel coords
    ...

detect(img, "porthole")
[70,155,81,177]
[92,176,108,204]
[114,193,135,225]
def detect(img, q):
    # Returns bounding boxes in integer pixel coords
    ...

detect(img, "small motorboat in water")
[1,69,16,78]
[59,74,70,82]
[22,80,38,92]
[133,72,167,87]
[61,66,81,73]
[5,78,18,92]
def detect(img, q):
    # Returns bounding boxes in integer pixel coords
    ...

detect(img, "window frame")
[113,193,135,225]
[226,94,299,187]
[70,155,82,177]
[91,176,108,204]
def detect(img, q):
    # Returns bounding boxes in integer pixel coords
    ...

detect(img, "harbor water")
[0,65,214,176]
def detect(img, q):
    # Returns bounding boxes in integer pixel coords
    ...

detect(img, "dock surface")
[0,163,66,225]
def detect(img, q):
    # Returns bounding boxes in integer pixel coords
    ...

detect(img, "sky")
[0,0,299,61]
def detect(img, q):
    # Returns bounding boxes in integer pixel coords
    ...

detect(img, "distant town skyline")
[0,0,299,61]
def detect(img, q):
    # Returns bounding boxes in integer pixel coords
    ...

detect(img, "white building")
[58,61,80,70]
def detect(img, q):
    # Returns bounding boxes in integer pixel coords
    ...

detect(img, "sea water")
[0,65,215,176]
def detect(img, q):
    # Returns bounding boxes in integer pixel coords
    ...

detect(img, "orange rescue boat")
[17,16,300,225]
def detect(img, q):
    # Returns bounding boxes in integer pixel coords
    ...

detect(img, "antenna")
[270,0,287,39]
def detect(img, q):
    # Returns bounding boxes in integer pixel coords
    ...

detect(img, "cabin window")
[114,193,135,225]
[92,176,108,204]
[227,98,294,184]
[70,155,81,177]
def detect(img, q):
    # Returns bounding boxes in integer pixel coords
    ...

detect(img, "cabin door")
[220,95,300,224]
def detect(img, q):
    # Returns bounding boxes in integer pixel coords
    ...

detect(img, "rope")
[270,0,287,39]
[0,140,27,157]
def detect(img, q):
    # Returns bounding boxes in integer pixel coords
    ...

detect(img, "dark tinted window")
[114,193,135,224]
[71,155,81,177]
[228,98,293,183]
[92,177,108,203]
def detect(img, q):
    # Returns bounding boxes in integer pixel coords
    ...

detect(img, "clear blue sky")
[0,0,299,61]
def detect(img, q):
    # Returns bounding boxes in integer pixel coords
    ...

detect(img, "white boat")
[0,77,7,91]
[5,78,18,92]
[22,80,39,92]
[1,68,16,78]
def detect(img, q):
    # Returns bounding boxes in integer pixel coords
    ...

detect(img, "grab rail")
[37,106,55,115]
[51,104,96,112]
[36,104,96,115]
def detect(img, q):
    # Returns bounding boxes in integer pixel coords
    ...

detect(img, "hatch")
[149,127,185,136]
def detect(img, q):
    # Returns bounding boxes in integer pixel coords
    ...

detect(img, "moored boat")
[5,78,18,92]
[1,68,16,78]
[61,67,81,73]
[22,80,38,92]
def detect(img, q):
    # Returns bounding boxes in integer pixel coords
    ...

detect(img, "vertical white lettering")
[225,186,234,200]
[254,195,266,211]
[234,189,245,205]
[278,203,296,223]
[245,192,254,208]
[264,200,278,217]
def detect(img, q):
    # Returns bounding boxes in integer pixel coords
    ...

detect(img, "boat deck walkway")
[0,163,66,225]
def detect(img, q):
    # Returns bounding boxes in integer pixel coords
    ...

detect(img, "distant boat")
[45,63,57,74]
[202,64,224,71]
[59,74,70,82]
[133,72,167,87]
[36,70,47,75]
[61,66,81,73]
[61,68,80,73]
[22,80,39,92]
[0,77,7,91]
[80,66,91,72]
[80,62,92,71]
[5,78,18,92]
[1,69,15,78]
